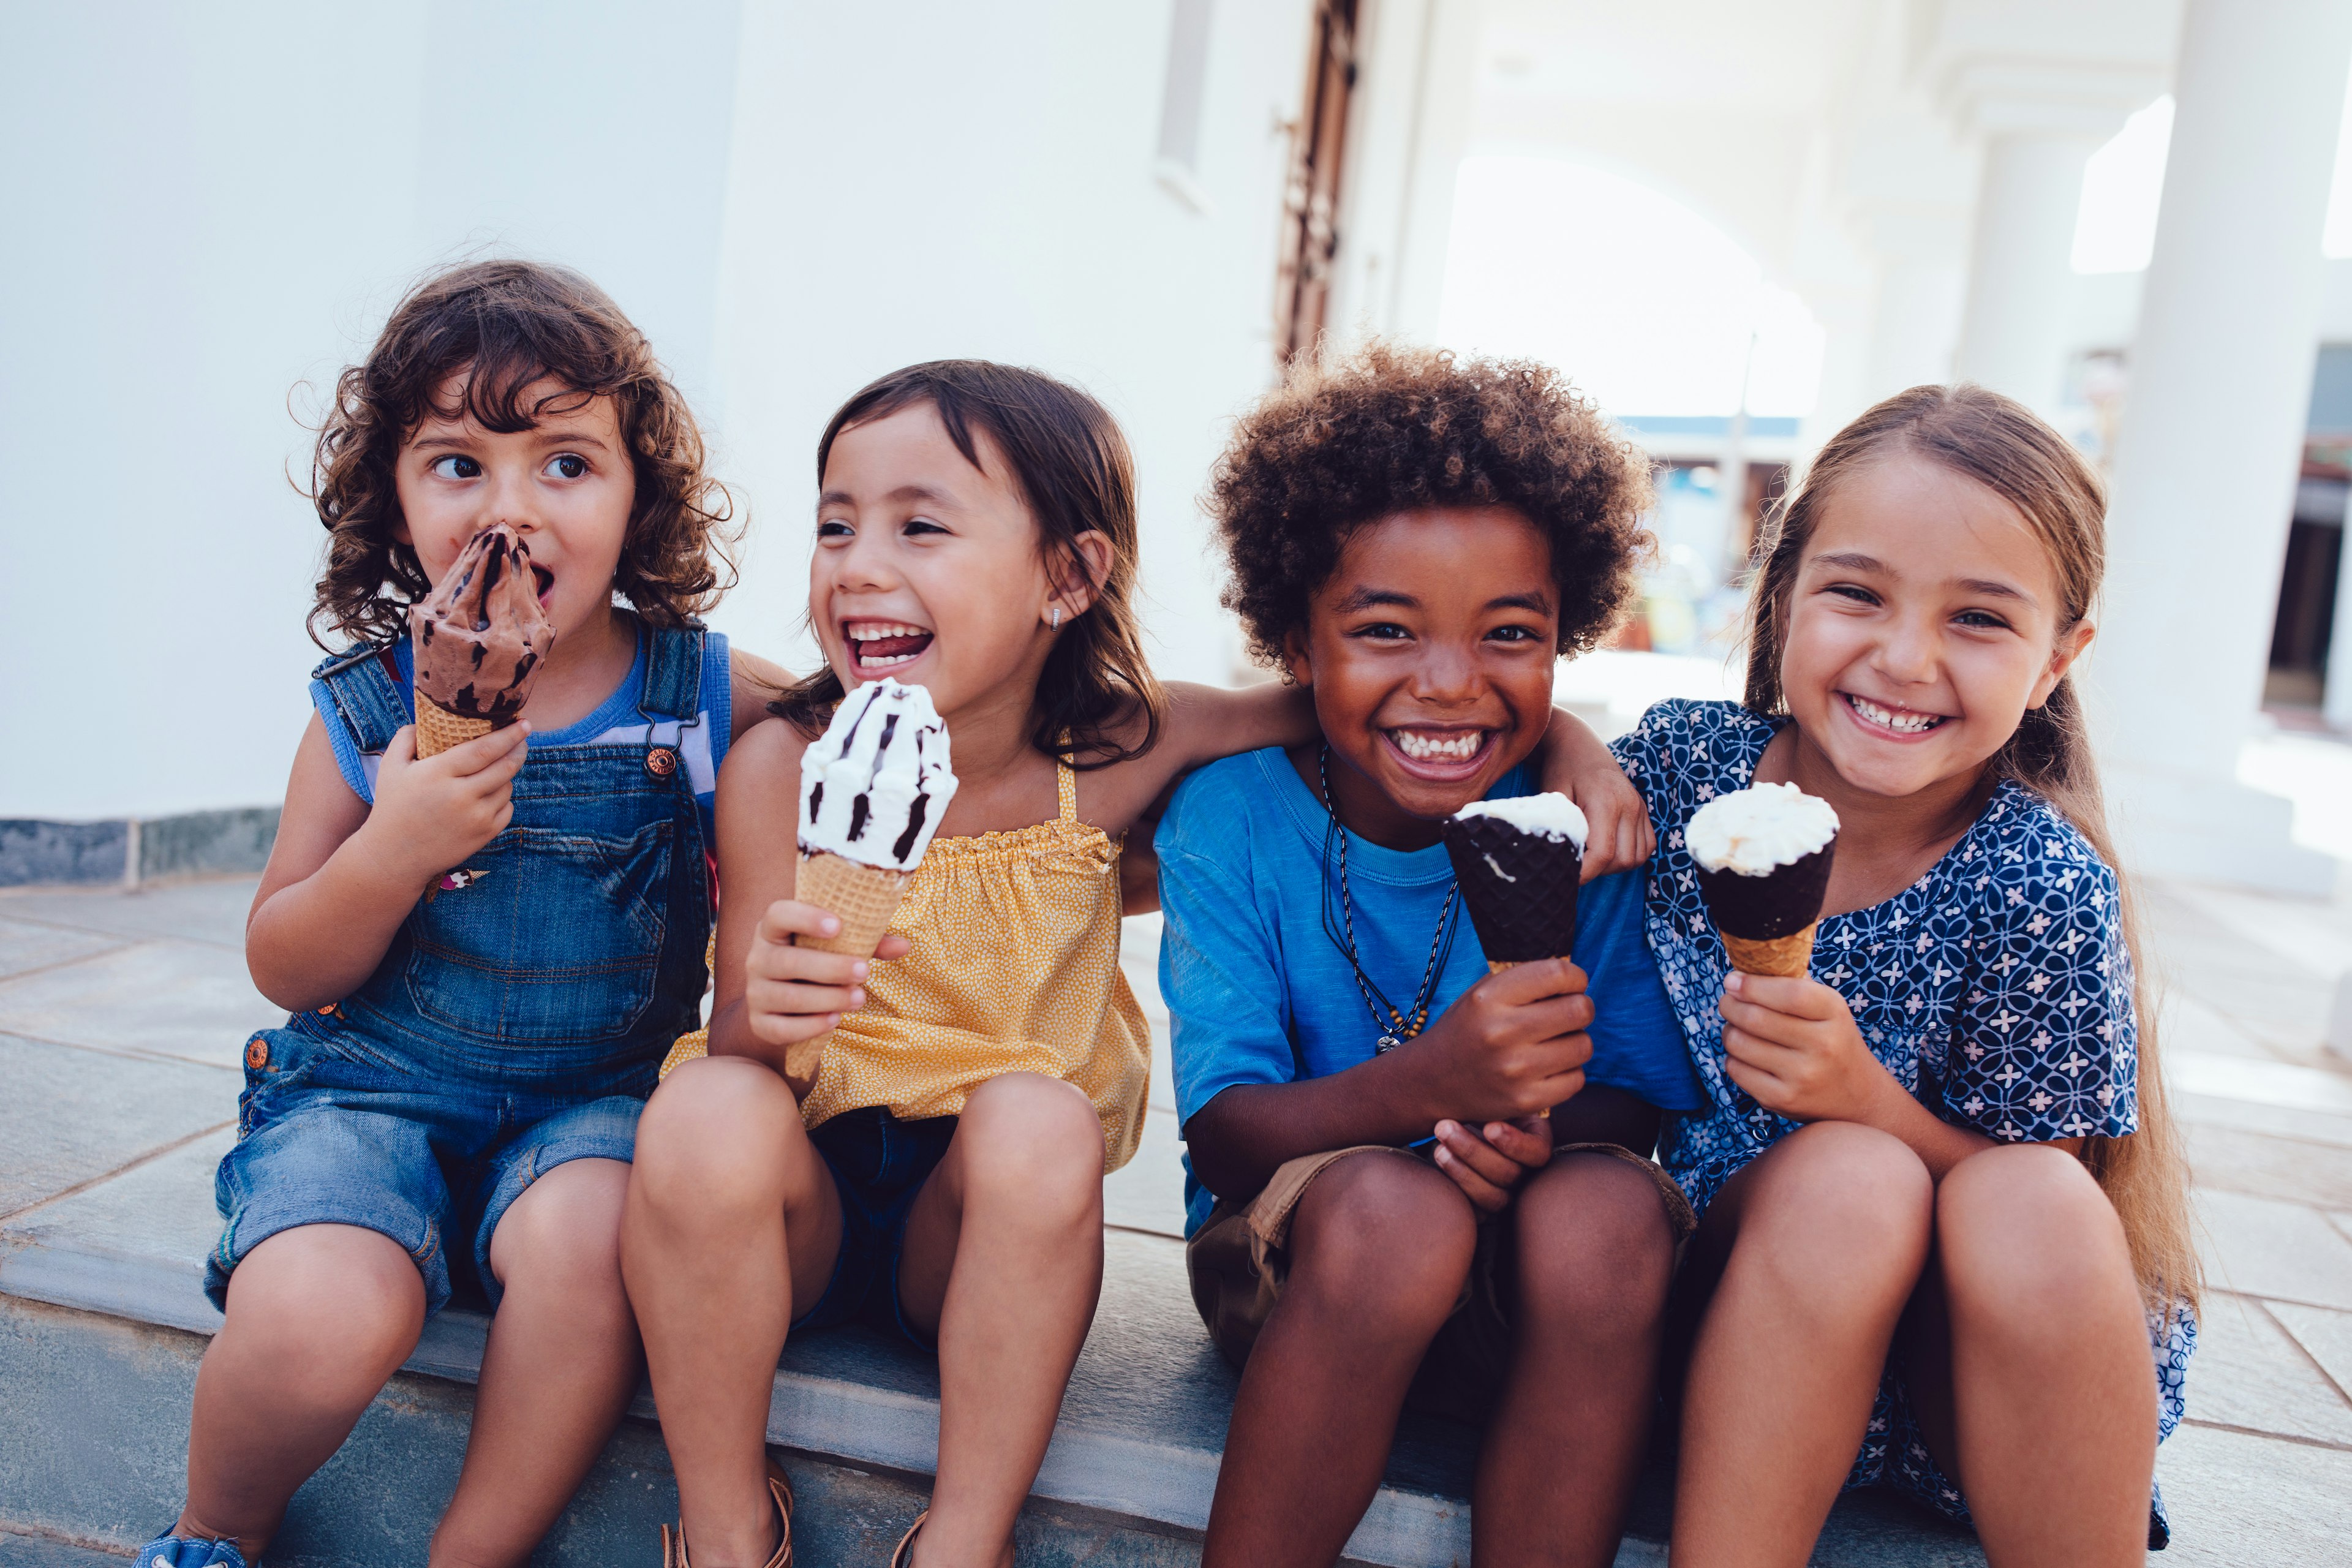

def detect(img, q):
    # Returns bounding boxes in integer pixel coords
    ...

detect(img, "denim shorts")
[206,1019,644,1316]
[792,1106,959,1347]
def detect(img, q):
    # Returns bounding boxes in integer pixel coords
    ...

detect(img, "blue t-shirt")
[1156,746,1705,1235]
[311,628,734,843]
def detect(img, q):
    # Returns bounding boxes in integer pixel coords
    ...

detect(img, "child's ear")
[1282,628,1314,688]
[2029,619,2096,709]
[1050,530,1115,621]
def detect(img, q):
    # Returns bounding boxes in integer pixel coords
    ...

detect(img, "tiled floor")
[5,869,2352,1561]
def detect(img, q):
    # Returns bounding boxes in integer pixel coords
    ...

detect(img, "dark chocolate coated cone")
[1692,837,1836,941]
[1442,816,1581,964]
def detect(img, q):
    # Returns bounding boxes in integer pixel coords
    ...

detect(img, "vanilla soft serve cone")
[788,678,959,1082]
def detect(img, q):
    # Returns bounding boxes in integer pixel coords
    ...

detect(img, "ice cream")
[1442,793,1589,970]
[409,522,556,757]
[787,678,959,1081]
[1686,782,1839,977]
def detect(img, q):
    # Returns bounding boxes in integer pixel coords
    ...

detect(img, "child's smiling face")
[813,402,1101,721]
[1780,456,2092,800]
[393,375,634,646]
[1288,507,1558,840]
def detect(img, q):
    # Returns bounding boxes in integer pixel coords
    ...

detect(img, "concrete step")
[0,1144,1992,1568]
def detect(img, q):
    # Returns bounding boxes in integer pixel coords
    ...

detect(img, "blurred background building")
[4,0,2350,893]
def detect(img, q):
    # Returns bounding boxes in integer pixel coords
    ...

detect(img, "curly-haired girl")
[140,260,786,1568]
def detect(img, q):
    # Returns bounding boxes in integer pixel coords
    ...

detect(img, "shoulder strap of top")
[310,639,411,754]
[640,621,707,725]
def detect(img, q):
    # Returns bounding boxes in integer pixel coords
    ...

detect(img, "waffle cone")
[1720,923,1817,978]
[785,850,910,1082]
[414,693,496,758]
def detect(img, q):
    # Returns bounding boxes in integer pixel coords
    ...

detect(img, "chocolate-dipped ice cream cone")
[409,523,556,758]
[1687,782,1839,977]
[785,679,959,1083]
[1443,793,1588,1120]
[1442,792,1589,972]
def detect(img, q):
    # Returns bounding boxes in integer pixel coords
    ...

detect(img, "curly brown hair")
[306,259,736,649]
[1209,342,1653,668]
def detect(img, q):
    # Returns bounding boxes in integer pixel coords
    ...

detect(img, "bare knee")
[953,1072,1104,1224]
[223,1224,423,1389]
[1737,1123,1934,1303]
[630,1056,812,1220]
[491,1157,629,1297]
[1286,1155,1475,1333]
[1515,1154,1678,1335]
[1937,1144,2136,1328]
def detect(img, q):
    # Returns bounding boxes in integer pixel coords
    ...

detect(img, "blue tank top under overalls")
[304,622,716,1093]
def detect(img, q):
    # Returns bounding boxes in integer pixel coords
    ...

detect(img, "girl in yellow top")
[623,360,1642,1568]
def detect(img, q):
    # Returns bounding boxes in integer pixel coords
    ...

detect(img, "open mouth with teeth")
[844,619,935,675]
[1383,725,1495,778]
[1842,692,1948,737]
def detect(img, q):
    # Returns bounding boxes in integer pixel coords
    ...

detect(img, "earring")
[1049,606,1063,629]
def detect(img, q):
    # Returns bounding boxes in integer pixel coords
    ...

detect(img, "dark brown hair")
[1209,341,1654,668]
[1744,382,2198,1315]
[772,360,1167,769]
[306,259,736,649]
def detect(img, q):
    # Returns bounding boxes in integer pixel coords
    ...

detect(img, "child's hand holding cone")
[743,899,911,1089]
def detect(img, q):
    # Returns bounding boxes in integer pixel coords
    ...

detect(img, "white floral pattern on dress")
[1614,699,2192,1540]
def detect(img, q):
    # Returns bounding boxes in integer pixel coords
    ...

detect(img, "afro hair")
[1208,341,1654,668]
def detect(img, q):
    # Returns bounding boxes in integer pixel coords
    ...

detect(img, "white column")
[2094,0,2352,895]
[1952,130,2100,415]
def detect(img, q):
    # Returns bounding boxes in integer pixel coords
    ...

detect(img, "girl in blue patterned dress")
[1616,385,2199,1566]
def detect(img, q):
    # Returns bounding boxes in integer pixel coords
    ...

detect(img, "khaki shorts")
[1185,1141,1697,1423]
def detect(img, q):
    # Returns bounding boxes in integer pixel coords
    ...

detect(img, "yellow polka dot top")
[798,757,1148,1172]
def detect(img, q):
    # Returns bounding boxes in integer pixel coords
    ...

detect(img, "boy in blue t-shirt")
[1161,344,1703,1567]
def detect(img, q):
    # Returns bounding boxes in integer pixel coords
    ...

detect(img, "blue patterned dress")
[1613,699,2192,1541]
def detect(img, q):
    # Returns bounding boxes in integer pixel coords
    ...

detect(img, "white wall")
[0,0,1311,820]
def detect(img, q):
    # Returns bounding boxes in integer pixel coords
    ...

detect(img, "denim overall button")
[245,1036,270,1071]
[645,746,679,778]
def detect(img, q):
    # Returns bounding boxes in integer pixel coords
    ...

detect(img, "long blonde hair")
[1743,383,2199,1317]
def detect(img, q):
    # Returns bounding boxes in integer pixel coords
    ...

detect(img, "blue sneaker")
[135,1534,248,1568]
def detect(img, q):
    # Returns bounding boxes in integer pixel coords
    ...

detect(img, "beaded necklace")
[1316,745,1460,1053]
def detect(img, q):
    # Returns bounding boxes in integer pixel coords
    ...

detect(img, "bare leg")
[1891,1144,2157,1568]
[429,1158,640,1568]
[1670,1122,1934,1568]
[622,1058,843,1568]
[177,1224,426,1559]
[1475,1153,1678,1568]
[1200,1152,1476,1568]
[894,1073,1107,1568]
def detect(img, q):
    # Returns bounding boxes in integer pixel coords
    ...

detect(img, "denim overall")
[206,625,714,1316]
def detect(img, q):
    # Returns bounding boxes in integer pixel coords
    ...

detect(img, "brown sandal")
[662,1457,796,1568]
[888,1510,927,1568]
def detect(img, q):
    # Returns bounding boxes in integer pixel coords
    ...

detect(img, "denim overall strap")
[311,641,413,755]
[639,622,706,725]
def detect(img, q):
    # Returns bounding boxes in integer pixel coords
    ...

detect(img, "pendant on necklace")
[1377,1031,1403,1054]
